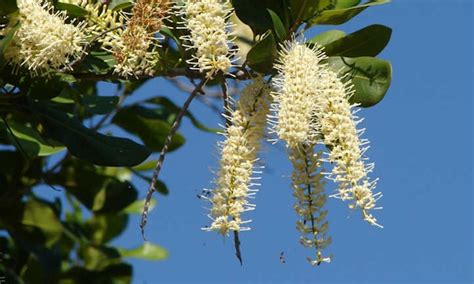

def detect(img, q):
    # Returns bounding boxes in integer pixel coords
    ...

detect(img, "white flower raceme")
[269,41,327,148]
[290,146,332,266]
[271,39,382,227]
[204,78,270,235]
[3,0,85,74]
[178,0,235,78]
[112,0,170,77]
[314,68,382,227]
[76,0,127,52]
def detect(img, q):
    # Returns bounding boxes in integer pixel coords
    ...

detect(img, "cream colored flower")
[271,39,382,227]
[178,0,235,78]
[204,77,270,235]
[112,0,170,77]
[269,41,327,148]
[314,68,382,227]
[4,0,85,74]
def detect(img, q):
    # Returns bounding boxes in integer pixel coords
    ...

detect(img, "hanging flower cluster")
[314,67,382,227]
[178,0,235,78]
[289,147,332,265]
[3,0,85,75]
[112,0,170,77]
[203,77,270,235]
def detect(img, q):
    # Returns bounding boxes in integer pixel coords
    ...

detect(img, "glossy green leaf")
[246,31,277,73]
[0,199,64,247]
[267,9,286,41]
[56,3,88,17]
[335,0,362,8]
[113,106,185,152]
[60,263,132,284]
[110,0,134,11]
[0,23,19,68]
[92,180,138,213]
[82,95,119,115]
[308,29,346,47]
[123,198,157,214]
[320,24,392,57]
[85,214,129,244]
[81,245,121,271]
[308,0,390,25]
[118,242,168,261]
[0,0,17,16]
[33,104,151,166]
[0,120,65,157]
[231,0,272,34]
[327,56,392,107]
[52,161,138,213]
[61,263,132,283]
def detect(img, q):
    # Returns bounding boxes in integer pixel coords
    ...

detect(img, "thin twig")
[69,67,254,81]
[220,77,232,127]
[233,230,243,265]
[140,78,209,239]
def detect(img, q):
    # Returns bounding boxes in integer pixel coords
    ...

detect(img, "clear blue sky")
[91,1,473,283]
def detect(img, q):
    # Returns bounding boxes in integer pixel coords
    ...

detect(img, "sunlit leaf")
[327,56,392,107]
[118,242,168,261]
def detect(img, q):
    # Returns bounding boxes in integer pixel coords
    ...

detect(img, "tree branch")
[140,78,209,239]
[69,68,254,81]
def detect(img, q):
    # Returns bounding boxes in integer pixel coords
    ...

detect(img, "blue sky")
[53,0,474,283]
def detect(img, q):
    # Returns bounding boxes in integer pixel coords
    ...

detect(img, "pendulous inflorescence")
[272,39,382,227]
[3,0,86,75]
[112,0,170,77]
[203,77,270,235]
[289,146,332,266]
[314,67,383,227]
[178,0,235,78]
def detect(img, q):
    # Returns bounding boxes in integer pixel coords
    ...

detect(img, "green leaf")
[32,104,151,166]
[145,97,219,133]
[336,0,362,8]
[319,24,392,57]
[92,180,138,213]
[231,0,273,34]
[75,51,115,74]
[56,3,88,17]
[0,0,17,16]
[327,56,392,107]
[0,120,65,157]
[52,161,138,213]
[80,245,121,271]
[118,242,168,261]
[112,106,185,152]
[61,263,132,283]
[308,29,346,47]
[82,95,119,115]
[0,199,64,247]
[267,9,286,41]
[122,198,157,214]
[0,23,19,68]
[85,214,129,244]
[308,0,390,25]
[246,31,277,73]
[109,0,134,11]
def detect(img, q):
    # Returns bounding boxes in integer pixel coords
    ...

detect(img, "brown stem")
[140,78,208,239]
